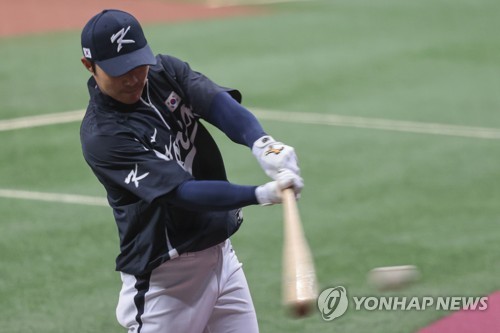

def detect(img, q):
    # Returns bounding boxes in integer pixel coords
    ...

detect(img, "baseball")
[367,265,420,291]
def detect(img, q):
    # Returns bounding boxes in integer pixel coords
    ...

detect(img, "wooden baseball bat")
[282,188,318,317]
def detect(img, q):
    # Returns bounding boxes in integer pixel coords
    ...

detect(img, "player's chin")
[120,91,143,105]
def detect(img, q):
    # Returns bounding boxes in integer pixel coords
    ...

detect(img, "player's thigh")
[117,248,221,333]
[204,244,259,333]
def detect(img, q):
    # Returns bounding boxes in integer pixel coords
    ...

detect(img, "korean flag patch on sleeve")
[165,91,181,112]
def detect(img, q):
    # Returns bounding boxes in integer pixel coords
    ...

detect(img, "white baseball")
[367,265,420,291]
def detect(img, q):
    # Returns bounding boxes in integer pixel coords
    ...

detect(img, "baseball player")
[79,9,302,333]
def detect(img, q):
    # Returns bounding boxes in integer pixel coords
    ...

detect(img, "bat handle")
[282,187,296,205]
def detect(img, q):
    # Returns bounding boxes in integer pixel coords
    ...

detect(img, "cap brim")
[97,44,157,77]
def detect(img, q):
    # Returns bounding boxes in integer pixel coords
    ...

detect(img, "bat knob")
[288,300,314,318]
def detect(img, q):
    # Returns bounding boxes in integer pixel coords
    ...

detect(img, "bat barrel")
[282,188,318,317]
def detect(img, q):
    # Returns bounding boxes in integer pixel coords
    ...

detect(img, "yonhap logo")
[317,286,349,321]
[317,286,489,322]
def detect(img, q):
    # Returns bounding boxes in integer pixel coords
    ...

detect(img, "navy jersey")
[80,55,244,275]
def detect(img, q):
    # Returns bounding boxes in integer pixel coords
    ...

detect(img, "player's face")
[93,65,150,104]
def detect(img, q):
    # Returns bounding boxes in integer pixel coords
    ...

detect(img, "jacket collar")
[87,77,144,112]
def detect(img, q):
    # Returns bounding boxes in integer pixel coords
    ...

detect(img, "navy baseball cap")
[81,9,157,77]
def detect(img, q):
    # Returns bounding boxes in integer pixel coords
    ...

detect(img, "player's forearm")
[168,180,259,211]
[205,92,266,147]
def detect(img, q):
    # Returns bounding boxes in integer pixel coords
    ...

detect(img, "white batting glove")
[252,135,300,179]
[255,169,304,205]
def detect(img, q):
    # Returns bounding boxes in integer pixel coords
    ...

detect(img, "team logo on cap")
[111,26,135,53]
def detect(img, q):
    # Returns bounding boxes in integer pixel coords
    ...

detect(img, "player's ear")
[81,57,95,74]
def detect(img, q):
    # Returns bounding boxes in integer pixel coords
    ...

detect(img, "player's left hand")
[252,135,300,179]
[255,169,304,205]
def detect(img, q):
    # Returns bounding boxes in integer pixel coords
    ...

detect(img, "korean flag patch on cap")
[165,91,181,112]
[83,47,92,59]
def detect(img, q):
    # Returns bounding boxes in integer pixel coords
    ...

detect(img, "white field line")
[0,110,84,132]
[1,108,500,140]
[251,108,500,140]
[0,107,499,206]
[0,189,108,207]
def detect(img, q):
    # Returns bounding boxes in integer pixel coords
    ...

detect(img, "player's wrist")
[252,135,276,152]
[255,181,279,206]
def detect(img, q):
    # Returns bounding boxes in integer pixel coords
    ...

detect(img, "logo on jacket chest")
[149,102,198,174]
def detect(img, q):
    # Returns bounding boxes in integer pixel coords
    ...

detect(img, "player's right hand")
[252,135,300,180]
[255,169,304,205]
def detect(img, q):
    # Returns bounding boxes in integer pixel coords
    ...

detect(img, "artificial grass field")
[1,0,500,332]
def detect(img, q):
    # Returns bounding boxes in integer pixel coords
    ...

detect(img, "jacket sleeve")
[82,131,193,204]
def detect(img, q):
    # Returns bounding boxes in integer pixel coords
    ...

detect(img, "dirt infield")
[0,0,261,37]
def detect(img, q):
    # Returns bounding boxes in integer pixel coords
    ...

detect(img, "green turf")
[1,0,500,332]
